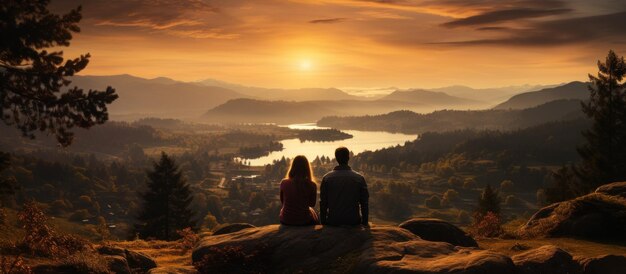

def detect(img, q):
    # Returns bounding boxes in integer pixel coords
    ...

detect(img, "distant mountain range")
[70,75,244,120]
[197,79,358,101]
[494,82,589,110]
[380,89,481,106]
[68,74,588,124]
[430,84,558,102]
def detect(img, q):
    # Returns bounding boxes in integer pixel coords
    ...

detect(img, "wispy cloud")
[309,18,348,24]
[441,8,572,28]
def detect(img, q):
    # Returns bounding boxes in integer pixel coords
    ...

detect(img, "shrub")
[203,214,218,230]
[470,211,503,238]
[177,227,199,251]
[18,201,89,257]
[193,244,270,274]
[424,195,441,209]
[1,254,32,274]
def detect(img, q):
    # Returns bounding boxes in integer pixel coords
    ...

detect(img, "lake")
[242,123,418,166]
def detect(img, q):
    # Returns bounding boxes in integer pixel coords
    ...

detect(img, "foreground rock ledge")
[192,225,514,273]
[518,182,626,240]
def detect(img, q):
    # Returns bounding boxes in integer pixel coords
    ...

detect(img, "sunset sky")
[51,0,626,89]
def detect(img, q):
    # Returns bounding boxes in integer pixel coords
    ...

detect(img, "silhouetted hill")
[379,89,481,106]
[430,84,558,103]
[202,98,428,124]
[318,99,584,134]
[494,82,588,110]
[70,75,246,120]
[198,79,358,101]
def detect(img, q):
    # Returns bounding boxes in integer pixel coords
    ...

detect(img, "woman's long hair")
[285,155,315,183]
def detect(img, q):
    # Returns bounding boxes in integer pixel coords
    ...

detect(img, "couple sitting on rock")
[279,147,369,226]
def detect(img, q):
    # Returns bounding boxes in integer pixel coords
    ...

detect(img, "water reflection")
[242,123,418,166]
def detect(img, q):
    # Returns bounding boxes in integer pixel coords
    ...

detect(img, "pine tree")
[575,50,626,191]
[135,152,195,240]
[476,184,501,216]
[1,0,117,146]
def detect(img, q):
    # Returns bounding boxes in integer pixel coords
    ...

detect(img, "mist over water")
[243,123,418,166]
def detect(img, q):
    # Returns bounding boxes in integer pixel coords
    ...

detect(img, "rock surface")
[104,255,132,274]
[595,182,626,199]
[148,266,199,274]
[211,223,255,235]
[518,182,626,240]
[193,224,515,273]
[398,218,478,247]
[577,255,626,274]
[512,245,580,274]
[97,245,157,272]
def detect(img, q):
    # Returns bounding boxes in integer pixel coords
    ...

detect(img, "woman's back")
[280,178,317,225]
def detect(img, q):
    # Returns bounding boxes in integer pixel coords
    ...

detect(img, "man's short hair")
[335,147,350,165]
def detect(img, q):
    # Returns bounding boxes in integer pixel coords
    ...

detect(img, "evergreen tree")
[1,0,118,146]
[575,50,626,191]
[476,184,501,216]
[135,152,195,240]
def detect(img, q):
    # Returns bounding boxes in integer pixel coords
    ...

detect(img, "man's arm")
[320,177,328,224]
[359,176,369,226]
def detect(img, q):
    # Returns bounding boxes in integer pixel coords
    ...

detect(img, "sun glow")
[299,60,312,71]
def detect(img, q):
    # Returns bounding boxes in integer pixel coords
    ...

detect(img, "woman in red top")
[279,155,319,226]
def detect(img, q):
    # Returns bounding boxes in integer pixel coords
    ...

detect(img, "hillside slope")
[494,82,588,110]
[202,98,428,123]
[380,89,481,107]
[70,75,246,120]
[318,99,584,134]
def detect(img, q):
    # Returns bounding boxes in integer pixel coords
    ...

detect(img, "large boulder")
[595,182,626,199]
[193,224,515,273]
[577,255,626,274]
[97,245,157,272]
[398,218,478,247]
[512,245,580,274]
[518,191,626,240]
[104,255,132,274]
[125,249,158,272]
[212,223,255,235]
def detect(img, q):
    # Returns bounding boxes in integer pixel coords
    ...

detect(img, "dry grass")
[111,240,193,268]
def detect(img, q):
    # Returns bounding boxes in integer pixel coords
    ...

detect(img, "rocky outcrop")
[518,182,626,240]
[577,255,626,274]
[104,255,132,274]
[595,182,626,199]
[398,218,478,247]
[211,223,255,235]
[193,224,515,273]
[97,245,157,273]
[512,245,580,274]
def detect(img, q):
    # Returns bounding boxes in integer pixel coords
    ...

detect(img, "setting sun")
[299,60,312,71]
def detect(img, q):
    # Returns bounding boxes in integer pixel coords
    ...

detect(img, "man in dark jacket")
[320,147,369,226]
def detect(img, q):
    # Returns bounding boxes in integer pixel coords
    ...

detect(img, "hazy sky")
[51,0,626,89]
